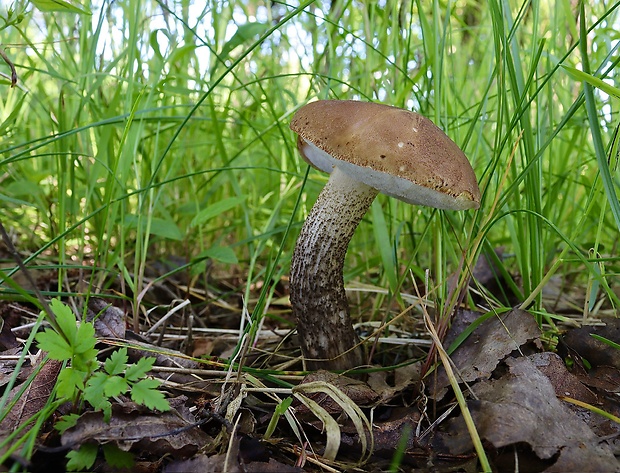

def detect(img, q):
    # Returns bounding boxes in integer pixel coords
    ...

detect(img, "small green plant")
[35,299,169,471]
[263,396,293,440]
[64,442,135,472]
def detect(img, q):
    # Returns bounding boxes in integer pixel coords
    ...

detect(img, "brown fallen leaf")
[535,355,620,449]
[242,458,305,473]
[530,352,598,405]
[163,453,233,473]
[362,406,420,453]
[61,398,212,459]
[471,247,518,306]
[294,370,379,415]
[366,362,421,402]
[0,352,61,437]
[578,364,620,393]
[86,298,126,339]
[562,318,620,370]
[436,356,620,472]
[163,420,302,473]
[0,313,19,350]
[0,346,31,389]
[163,454,303,473]
[430,309,541,398]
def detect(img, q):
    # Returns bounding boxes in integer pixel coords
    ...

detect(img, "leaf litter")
[1,253,620,472]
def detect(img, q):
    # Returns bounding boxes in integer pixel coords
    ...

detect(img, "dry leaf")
[578,365,620,393]
[436,356,620,472]
[86,298,126,339]
[163,454,303,473]
[530,352,598,404]
[367,362,421,402]
[295,371,379,414]
[562,318,620,370]
[0,352,61,436]
[367,407,419,453]
[61,399,212,459]
[430,309,540,398]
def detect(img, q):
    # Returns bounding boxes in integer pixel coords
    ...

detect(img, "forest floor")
[1,248,620,473]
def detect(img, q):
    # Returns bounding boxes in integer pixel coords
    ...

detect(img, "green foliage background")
[1,0,620,322]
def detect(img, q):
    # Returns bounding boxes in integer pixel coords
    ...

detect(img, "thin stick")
[0,47,17,87]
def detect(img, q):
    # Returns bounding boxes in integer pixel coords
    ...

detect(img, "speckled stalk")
[290,167,379,370]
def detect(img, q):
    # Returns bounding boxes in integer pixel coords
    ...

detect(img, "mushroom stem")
[290,166,379,370]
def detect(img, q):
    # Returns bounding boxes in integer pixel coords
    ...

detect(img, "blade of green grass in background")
[578,1,620,234]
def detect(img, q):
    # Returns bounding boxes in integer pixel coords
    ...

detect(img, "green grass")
[1,1,617,313]
[1,0,620,470]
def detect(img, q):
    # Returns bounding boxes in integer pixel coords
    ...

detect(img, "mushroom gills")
[300,140,478,210]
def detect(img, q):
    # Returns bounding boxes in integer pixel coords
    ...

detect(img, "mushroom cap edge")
[290,100,481,210]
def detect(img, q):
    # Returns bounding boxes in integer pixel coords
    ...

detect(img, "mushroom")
[289,100,480,370]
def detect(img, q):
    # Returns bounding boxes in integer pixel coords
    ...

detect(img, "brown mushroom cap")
[290,100,481,210]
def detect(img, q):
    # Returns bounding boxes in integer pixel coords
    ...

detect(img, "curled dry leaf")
[430,309,541,399]
[561,318,620,370]
[436,356,620,472]
[293,377,374,464]
[529,352,598,404]
[163,454,304,473]
[86,298,126,339]
[364,406,420,453]
[0,352,61,438]
[61,399,212,459]
[366,362,421,402]
[294,370,379,415]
